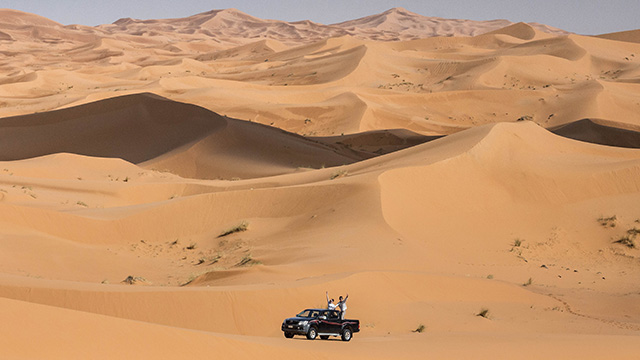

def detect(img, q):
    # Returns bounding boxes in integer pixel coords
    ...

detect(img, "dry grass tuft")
[219,221,249,238]
[122,275,148,285]
[598,215,617,228]
[330,169,348,180]
[235,254,261,267]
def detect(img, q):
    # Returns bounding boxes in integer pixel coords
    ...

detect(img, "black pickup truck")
[281,308,360,341]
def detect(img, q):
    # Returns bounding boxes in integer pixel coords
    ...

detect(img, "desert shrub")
[598,215,617,228]
[330,169,348,180]
[235,254,261,267]
[122,276,147,285]
[614,228,639,248]
[615,236,636,248]
[218,221,249,238]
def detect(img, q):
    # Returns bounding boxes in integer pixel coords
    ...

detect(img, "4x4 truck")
[281,308,360,341]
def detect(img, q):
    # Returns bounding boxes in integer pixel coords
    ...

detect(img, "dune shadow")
[550,119,640,149]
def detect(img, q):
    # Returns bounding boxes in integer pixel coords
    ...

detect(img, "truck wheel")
[341,327,352,341]
[320,335,329,340]
[306,326,318,340]
[284,332,294,339]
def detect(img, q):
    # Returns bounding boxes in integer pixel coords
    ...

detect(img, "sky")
[3,0,639,35]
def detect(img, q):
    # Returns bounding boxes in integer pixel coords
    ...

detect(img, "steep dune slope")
[596,29,640,44]
[551,118,640,148]
[0,93,224,163]
[0,93,364,179]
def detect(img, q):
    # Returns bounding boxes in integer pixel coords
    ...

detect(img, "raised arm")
[326,291,329,303]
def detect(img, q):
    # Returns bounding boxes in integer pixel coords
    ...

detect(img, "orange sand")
[0,7,639,359]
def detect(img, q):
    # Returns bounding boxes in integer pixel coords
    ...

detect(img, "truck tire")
[306,326,318,340]
[284,332,294,339]
[341,327,352,341]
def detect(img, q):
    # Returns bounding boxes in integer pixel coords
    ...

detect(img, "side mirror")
[319,316,327,320]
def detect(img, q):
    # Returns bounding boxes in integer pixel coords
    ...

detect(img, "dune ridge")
[0,93,369,179]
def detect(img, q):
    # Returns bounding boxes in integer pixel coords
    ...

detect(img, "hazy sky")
[3,0,638,35]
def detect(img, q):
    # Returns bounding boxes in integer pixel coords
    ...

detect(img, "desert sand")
[0,6,639,359]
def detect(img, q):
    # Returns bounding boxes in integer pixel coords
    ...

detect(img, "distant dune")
[334,7,569,39]
[551,119,640,148]
[595,29,640,43]
[1,6,640,360]
[0,7,569,48]
[0,93,223,163]
[0,93,372,179]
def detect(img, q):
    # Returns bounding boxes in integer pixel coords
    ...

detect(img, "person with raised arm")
[337,293,349,320]
[326,291,337,310]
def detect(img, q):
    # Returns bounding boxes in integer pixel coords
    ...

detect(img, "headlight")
[299,321,309,326]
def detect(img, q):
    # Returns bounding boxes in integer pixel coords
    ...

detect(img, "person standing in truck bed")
[326,291,337,310]
[337,293,349,319]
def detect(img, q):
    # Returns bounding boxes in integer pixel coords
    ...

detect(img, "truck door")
[327,310,342,333]
[316,310,331,333]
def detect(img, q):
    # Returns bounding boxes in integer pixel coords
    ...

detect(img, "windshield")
[296,309,322,318]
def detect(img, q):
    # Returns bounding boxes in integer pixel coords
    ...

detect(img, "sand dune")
[334,8,561,39]
[551,118,640,148]
[596,29,640,44]
[0,93,363,179]
[0,9,62,27]
[1,119,640,359]
[0,93,224,163]
[0,8,97,43]
[1,9,637,134]
[96,7,569,46]
[311,128,438,155]
[1,6,640,360]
